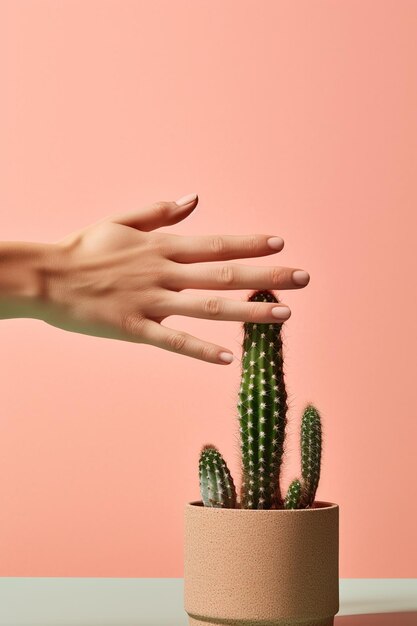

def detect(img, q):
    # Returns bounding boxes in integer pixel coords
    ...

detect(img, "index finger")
[162,233,284,263]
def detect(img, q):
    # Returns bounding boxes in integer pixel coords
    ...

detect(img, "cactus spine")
[198,289,323,510]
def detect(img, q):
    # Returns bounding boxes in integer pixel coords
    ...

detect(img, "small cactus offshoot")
[199,444,237,508]
[299,405,322,508]
[197,289,323,510]
[284,479,302,510]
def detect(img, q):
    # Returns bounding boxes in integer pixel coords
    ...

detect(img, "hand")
[39,193,310,365]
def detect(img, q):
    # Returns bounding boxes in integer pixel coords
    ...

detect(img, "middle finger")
[165,262,310,291]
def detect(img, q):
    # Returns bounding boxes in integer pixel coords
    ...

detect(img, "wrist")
[0,241,64,319]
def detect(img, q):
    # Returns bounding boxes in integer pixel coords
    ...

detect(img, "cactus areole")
[198,289,323,510]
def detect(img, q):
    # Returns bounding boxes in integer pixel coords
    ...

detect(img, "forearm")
[0,241,57,319]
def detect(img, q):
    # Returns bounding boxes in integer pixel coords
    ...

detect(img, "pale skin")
[0,193,310,365]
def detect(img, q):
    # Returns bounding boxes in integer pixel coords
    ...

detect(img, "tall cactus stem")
[238,290,288,509]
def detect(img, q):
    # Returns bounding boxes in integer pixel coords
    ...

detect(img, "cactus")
[283,405,322,509]
[284,478,302,509]
[197,289,323,510]
[238,290,287,510]
[299,405,322,508]
[199,444,237,508]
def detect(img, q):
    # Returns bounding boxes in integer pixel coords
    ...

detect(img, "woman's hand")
[35,193,310,365]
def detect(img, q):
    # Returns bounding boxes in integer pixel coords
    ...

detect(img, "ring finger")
[150,292,291,323]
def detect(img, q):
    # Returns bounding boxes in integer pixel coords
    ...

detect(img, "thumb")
[111,193,199,231]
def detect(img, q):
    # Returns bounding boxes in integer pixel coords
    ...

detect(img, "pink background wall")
[0,0,416,578]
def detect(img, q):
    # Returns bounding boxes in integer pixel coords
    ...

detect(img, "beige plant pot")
[184,500,339,626]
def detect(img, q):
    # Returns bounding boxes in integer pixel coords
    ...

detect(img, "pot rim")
[186,499,338,512]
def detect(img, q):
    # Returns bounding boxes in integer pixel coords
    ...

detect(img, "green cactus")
[238,290,287,510]
[197,289,323,510]
[284,478,302,509]
[199,444,237,508]
[299,405,322,508]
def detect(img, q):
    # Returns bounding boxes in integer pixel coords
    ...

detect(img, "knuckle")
[199,343,215,362]
[210,236,225,254]
[247,235,259,252]
[271,266,283,285]
[157,259,177,288]
[152,202,170,220]
[218,264,234,285]
[167,332,187,352]
[203,296,222,317]
[122,313,146,335]
[150,233,169,254]
[248,302,264,321]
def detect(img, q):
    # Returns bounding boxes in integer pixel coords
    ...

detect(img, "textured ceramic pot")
[184,500,339,626]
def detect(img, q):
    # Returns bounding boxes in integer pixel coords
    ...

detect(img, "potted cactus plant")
[184,289,339,626]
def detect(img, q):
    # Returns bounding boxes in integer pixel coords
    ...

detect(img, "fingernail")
[271,306,291,319]
[292,270,310,286]
[267,236,284,250]
[219,351,234,364]
[175,193,198,207]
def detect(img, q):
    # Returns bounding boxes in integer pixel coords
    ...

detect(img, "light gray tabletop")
[0,578,416,625]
